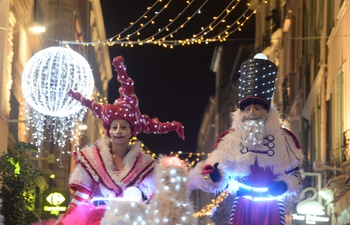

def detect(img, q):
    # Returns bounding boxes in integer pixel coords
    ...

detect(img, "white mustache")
[239,119,266,147]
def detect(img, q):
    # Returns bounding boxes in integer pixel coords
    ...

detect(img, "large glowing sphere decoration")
[21,46,94,157]
[22,46,94,117]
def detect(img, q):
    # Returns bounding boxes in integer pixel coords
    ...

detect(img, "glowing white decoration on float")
[21,46,94,156]
[101,156,197,225]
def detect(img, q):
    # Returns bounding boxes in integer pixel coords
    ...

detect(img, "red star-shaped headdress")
[68,56,184,139]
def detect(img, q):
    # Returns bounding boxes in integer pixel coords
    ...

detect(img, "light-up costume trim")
[235,182,283,202]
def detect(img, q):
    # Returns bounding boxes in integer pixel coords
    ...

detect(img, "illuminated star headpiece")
[68,56,185,139]
[238,53,278,110]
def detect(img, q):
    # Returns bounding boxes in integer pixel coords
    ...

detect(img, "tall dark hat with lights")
[68,56,185,139]
[239,53,278,110]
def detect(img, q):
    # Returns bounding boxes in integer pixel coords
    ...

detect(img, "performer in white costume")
[56,56,184,225]
[189,53,304,225]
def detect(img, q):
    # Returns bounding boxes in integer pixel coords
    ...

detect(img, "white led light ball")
[123,186,142,202]
[22,46,94,117]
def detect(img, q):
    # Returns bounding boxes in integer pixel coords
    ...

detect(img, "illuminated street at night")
[1,1,350,225]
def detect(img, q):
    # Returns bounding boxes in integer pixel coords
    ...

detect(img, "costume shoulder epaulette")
[213,129,234,149]
[282,128,301,149]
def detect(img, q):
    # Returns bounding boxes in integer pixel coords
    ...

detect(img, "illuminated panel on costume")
[90,186,143,203]
[238,183,268,192]
[242,195,283,202]
[229,181,284,202]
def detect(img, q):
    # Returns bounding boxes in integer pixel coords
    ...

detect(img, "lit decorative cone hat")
[68,56,185,139]
[239,53,278,110]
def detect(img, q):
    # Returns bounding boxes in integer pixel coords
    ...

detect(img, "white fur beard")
[239,119,266,147]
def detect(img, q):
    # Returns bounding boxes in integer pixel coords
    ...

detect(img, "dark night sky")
[100,0,254,154]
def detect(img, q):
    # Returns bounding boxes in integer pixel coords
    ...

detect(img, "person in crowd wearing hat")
[189,53,304,225]
[55,56,184,225]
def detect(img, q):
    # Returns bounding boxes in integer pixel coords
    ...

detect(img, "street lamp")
[27,22,46,33]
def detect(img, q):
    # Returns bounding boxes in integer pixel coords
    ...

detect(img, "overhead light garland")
[59,0,265,48]
[21,46,95,160]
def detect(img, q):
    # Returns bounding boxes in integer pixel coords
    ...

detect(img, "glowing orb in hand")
[123,187,142,202]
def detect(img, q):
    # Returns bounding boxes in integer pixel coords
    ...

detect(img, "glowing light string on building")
[59,0,265,48]
[21,46,95,158]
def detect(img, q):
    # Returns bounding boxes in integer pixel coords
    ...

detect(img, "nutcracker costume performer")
[56,56,184,225]
[189,53,304,225]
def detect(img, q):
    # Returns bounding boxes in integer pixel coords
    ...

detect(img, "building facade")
[268,0,350,224]
[196,0,350,224]
[0,0,111,218]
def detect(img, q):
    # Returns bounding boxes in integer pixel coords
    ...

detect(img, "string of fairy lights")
[193,191,230,218]
[20,87,104,163]
[61,0,266,48]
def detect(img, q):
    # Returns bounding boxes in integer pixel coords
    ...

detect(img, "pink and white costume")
[56,139,156,224]
[71,139,155,201]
